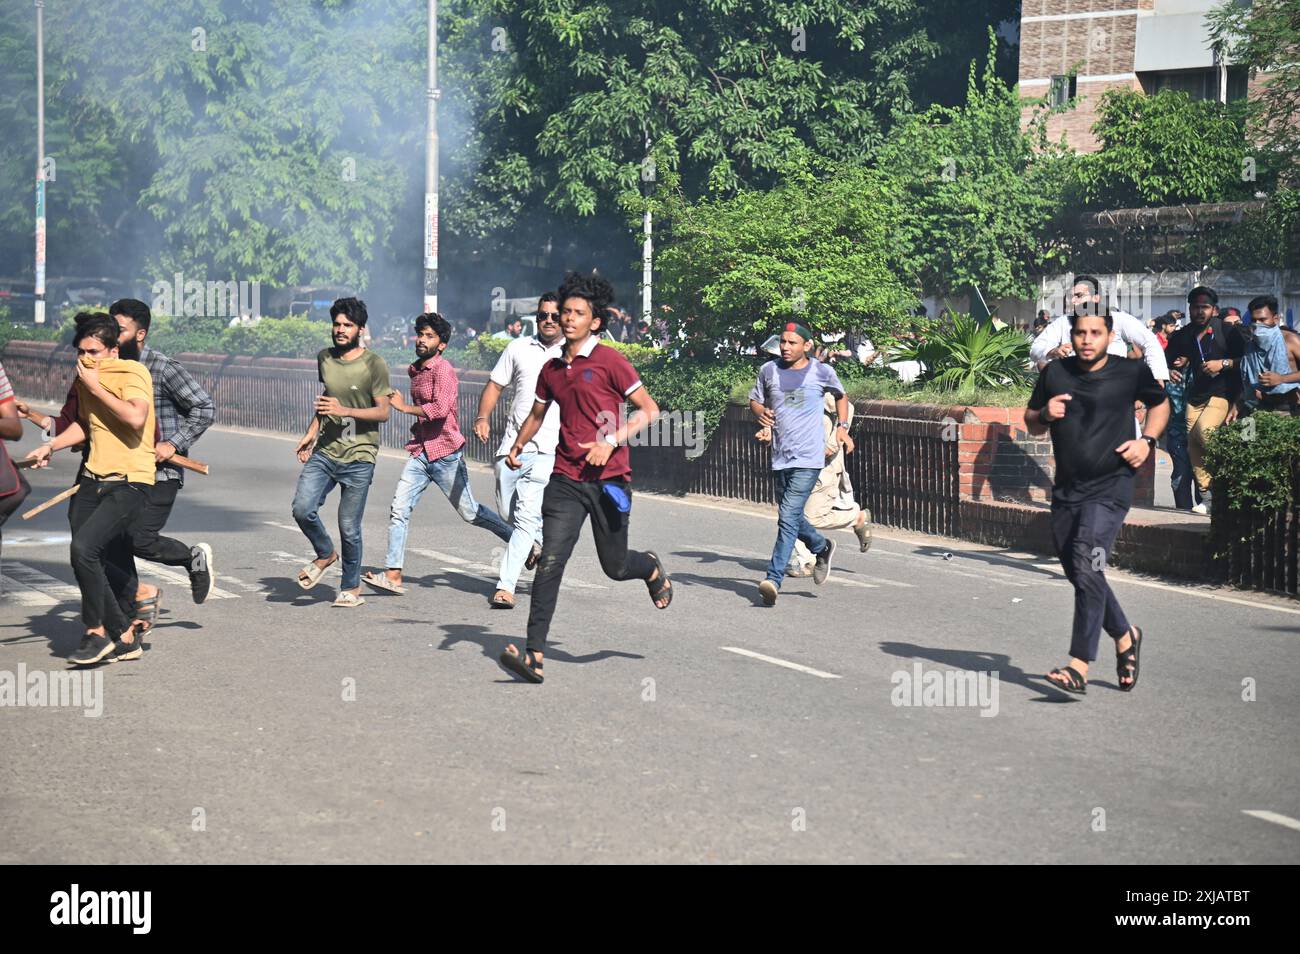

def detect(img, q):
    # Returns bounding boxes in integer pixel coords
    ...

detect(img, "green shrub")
[897,313,1032,392]
[1204,413,1300,516]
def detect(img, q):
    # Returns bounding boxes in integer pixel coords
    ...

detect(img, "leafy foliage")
[876,30,1073,299]
[1209,0,1300,169]
[897,313,1032,392]
[1076,89,1274,208]
[1204,412,1300,516]
[652,158,915,356]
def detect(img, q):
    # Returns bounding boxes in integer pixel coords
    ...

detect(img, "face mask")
[1251,322,1282,346]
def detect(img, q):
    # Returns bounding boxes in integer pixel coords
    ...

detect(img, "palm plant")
[898,312,1032,392]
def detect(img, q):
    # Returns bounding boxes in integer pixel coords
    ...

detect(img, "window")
[1049,74,1077,107]
[1144,67,1248,102]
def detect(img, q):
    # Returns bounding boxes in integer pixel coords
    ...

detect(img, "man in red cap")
[749,321,851,605]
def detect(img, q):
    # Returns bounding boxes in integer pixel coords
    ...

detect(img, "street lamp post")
[34,0,46,325]
[423,0,439,315]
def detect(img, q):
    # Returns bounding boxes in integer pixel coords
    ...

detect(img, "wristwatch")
[1142,436,1157,450]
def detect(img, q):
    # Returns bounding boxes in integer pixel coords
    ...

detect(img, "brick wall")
[957,405,1155,506]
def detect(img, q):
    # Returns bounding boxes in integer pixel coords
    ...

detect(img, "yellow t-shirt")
[76,358,156,485]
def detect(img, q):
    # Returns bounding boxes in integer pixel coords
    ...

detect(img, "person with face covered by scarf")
[109,298,218,628]
[25,318,156,665]
[1242,295,1300,416]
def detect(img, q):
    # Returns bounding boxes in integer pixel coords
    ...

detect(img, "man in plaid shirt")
[111,299,217,615]
[363,313,512,595]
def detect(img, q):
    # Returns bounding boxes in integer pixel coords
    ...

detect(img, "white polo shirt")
[490,334,563,457]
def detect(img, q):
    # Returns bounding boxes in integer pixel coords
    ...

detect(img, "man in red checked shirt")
[497,272,672,685]
[362,312,512,596]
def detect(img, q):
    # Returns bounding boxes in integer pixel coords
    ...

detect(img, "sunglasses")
[537,312,560,323]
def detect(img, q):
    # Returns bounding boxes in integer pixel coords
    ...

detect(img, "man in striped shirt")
[362,313,512,595]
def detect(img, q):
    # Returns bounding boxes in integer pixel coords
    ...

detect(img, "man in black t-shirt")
[1164,286,1245,513]
[1026,313,1169,695]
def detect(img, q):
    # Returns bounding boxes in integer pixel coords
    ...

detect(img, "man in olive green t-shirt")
[291,298,391,606]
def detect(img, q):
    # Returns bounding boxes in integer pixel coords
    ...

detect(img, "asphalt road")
[2,422,1297,863]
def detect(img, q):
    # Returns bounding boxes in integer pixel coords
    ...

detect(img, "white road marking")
[0,575,59,606]
[720,646,841,679]
[263,521,302,533]
[689,542,903,589]
[1242,810,1300,832]
[135,563,238,600]
[0,533,72,547]
[1,562,81,601]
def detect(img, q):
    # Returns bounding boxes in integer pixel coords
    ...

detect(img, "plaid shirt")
[404,355,465,461]
[140,345,215,484]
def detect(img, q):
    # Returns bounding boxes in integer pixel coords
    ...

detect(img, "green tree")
[651,158,915,357]
[1209,0,1300,171]
[874,31,1072,300]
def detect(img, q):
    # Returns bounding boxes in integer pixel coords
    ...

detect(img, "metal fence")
[1213,467,1300,597]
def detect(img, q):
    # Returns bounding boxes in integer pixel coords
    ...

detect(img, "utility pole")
[34,0,46,324]
[423,0,439,315]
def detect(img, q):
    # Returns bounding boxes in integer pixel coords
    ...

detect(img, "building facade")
[1018,1,1259,152]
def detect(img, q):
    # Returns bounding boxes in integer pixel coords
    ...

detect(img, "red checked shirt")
[535,335,643,482]
[404,354,466,461]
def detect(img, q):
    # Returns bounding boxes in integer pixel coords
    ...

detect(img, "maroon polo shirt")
[535,335,642,482]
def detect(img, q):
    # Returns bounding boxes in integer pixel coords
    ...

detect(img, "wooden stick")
[21,484,79,520]
[16,452,209,475]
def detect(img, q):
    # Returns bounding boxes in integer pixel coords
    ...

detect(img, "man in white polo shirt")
[474,293,565,609]
[1030,274,1168,383]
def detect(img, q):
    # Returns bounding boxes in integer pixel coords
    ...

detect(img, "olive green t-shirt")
[315,348,391,464]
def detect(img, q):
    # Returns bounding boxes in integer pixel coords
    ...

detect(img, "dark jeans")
[766,467,828,586]
[68,478,147,635]
[1050,495,1132,663]
[291,451,375,591]
[525,473,657,653]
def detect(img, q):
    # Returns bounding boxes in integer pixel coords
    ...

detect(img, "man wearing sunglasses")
[473,293,565,608]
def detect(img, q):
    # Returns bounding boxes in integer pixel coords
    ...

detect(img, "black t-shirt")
[1028,356,1167,504]
[1165,317,1245,405]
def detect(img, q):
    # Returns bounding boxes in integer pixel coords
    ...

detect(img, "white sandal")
[332,591,366,608]
[362,571,405,595]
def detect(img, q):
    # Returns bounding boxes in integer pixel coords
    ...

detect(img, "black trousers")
[1050,495,1131,662]
[121,479,192,598]
[525,473,656,653]
[68,478,147,635]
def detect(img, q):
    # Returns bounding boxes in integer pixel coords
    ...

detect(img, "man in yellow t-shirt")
[26,318,155,666]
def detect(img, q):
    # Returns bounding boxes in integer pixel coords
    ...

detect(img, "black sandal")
[133,588,162,632]
[1045,665,1087,694]
[1117,626,1142,692]
[645,551,672,609]
[498,645,544,684]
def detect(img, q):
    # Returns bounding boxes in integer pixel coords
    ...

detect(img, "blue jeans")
[291,451,375,590]
[1165,379,1193,509]
[494,452,554,593]
[383,449,512,569]
[766,467,828,586]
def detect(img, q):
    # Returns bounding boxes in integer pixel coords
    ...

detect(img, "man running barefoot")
[362,313,512,596]
[472,293,564,608]
[291,298,391,607]
[749,322,850,606]
[497,272,671,684]
[26,319,155,665]
[1026,312,1169,695]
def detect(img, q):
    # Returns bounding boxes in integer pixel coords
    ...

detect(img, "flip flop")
[525,542,543,571]
[490,590,515,609]
[297,558,334,590]
[498,645,544,684]
[362,571,405,595]
[332,591,366,608]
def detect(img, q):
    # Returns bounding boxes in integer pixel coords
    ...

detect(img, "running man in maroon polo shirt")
[497,272,672,684]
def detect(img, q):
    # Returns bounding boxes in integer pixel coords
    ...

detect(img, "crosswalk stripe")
[0,574,59,606]
[134,562,238,600]
[2,562,81,601]
[411,548,607,590]
[687,542,910,589]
